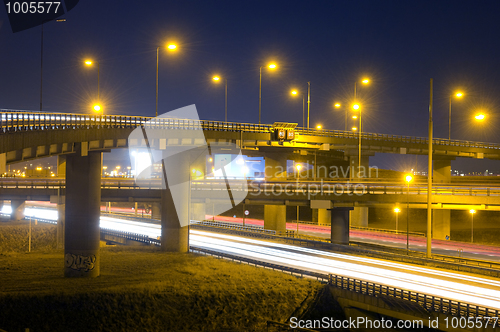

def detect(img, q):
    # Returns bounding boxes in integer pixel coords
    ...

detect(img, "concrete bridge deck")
[2,111,500,166]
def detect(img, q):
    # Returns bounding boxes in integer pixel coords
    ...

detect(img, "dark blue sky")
[2,0,500,172]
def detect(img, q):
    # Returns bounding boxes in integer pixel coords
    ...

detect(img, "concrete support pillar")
[57,203,65,249]
[433,158,452,183]
[57,155,66,177]
[161,151,189,253]
[191,202,206,221]
[350,207,368,227]
[317,209,331,225]
[349,155,370,179]
[265,153,288,180]
[151,202,161,220]
[10,200,25,221]
[64,151,101,278]
[331,207,353,245]
[0,153,6,175]
[433,209,451,240]
[264,205,286,232]
[432,158,452,240]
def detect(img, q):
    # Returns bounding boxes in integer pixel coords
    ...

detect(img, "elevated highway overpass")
[3,111,500,277]
[2,111,500,167]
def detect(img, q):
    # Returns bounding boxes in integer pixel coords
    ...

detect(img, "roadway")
[6,204,500,314]
[4,202,500,262]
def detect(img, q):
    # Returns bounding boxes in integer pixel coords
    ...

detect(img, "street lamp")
[213,75,228,122]
[316,125,322,130]
[353,78,370,179]
[469,209,476,243]
[295,163,302,179]
[474,113,486,121]
[84,59,100,102]
[405,174,413,254]
[448,91,464,140]
[259,62,278,124]
[334,103,347,131]
[351,103,362,177]
[394,207,400,232]
[156,42,178,117]
[290,89,305,127]
[40,18,66,112]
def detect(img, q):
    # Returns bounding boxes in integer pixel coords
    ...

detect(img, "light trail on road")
[6,205,500,311]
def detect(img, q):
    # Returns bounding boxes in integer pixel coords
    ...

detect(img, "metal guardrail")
[350,225,426,237]
[190,220,277,235]
[28,216,500,318]
[191,245,500,319]
[329,274,500,318]
[2,111,500,150]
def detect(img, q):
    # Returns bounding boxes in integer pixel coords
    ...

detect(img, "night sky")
[2,0,500,172]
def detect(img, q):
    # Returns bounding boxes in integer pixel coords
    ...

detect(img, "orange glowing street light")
[259,62,278,124]
[449,91,465,140]
[84,59,100,104]
[474,113,486,121]
[156,42,179,117]
[212,75,228,122]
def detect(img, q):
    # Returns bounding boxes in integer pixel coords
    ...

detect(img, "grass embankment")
[0,221,322,332]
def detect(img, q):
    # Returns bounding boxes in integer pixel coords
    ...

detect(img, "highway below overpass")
[4,203,500,321]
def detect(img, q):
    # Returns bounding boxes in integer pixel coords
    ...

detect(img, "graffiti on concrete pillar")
[64,253,96,272]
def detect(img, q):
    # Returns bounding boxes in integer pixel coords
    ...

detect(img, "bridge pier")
[350,207,368,227]
[57,203,65,249]
[191,202,206,221]
[160,151,190,253]
[264,153,288,180]
[10,199,25,221]
[264,205,286,232]
[312,208,331,225]
[0,153,6,175]
[151,203,161,220]
[64,150,102,278]
[331,207,353,245]
[433,158,453,240]
[57,155,66,177]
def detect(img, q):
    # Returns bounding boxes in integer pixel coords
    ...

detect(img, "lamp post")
[296,163,302,234]
[394,207,400,232]
[40,18,66,112]
[156,43,178,117]
[259,63,277,124]
[84,60,100,102]
[353,78,370,179]
[213,76,228,122]
[307,82,311,129]
[291,89,305,128]
[334,103,345,131]
[448,91,464,140]
[427,79,434,259]
[469,209,476,243]
[405,174,413,254]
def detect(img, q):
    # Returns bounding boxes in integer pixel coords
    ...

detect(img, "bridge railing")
[3,178,500,198]
[2,111,500,150]
[329,274,499,318]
